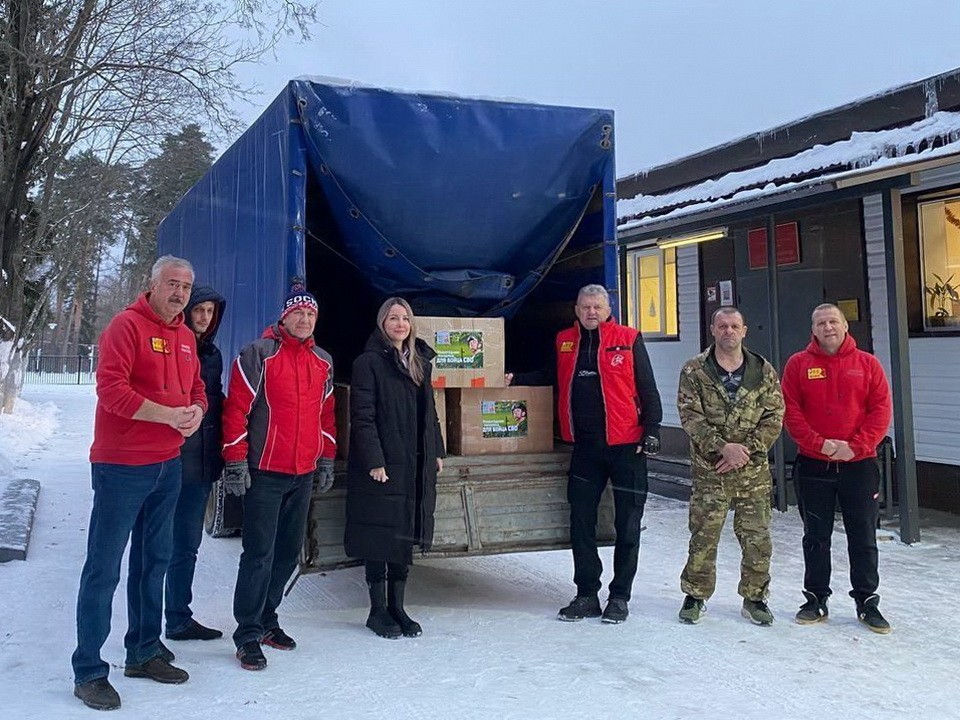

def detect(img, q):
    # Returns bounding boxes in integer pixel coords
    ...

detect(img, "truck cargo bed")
[302,448,616,574]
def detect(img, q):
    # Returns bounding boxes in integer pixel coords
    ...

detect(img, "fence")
[23,352,97,385]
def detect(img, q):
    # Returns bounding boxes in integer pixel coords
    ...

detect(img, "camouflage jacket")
[677,345,784,492]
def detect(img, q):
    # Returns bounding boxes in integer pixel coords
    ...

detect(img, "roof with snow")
[617,66,960,232]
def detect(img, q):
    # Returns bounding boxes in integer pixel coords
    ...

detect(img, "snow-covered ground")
[1,385,958,719]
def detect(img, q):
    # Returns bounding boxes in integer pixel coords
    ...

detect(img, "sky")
[3,384,960,719]
[234,0,960,177]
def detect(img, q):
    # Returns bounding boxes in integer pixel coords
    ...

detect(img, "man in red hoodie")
[221,282,336,671]
[782,303,893,634]
[72,256,207,711]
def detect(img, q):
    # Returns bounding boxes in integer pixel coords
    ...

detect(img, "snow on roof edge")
[290,76,614,114]
[617,112,960,225]
[617,140,960,233]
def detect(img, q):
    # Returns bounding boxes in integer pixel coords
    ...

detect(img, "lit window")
[918,197,960,330]
[625,246,678,338]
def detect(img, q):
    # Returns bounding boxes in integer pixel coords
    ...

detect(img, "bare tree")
[0,0,316,410]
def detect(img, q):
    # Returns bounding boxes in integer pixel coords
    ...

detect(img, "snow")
[2,385,960,719]
[618,111,960,229]
[293,75,568,109]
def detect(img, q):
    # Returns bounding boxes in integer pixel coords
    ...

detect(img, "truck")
[158,77,620,573]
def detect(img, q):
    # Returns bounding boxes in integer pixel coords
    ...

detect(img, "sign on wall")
[747,222,801,269]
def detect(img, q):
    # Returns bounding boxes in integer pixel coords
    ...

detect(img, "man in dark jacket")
[508,284,662,625]
[221,282,336,670]
[164,286,226,642]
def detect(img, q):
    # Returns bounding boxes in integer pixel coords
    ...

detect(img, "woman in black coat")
[344,297,445,639]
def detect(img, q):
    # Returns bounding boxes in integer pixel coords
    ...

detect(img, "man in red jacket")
[782,303,893,634]
[509,284,662,625]
[222,282,336,671]
[72,256,207,711]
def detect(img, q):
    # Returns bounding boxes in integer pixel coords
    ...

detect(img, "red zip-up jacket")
[556,320,646,445]
[782,334,892,462]
[222,323,336,475]
[90,293,207,465]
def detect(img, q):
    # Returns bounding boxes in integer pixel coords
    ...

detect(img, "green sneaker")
[678,595,705,624]
[742,598,774,626]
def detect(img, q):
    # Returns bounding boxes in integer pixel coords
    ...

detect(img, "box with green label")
[416,317,505,389]
[445,386,553,455]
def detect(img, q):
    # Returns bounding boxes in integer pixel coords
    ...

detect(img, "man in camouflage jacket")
[676,307,784,626]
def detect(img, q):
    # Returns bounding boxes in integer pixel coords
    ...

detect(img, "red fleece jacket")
[781,334,892,462]
[90,294,207,465]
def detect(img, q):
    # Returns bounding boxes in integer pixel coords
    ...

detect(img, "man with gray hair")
[508,284,662,624]
[72,256,207,710]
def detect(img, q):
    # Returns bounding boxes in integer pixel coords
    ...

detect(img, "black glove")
[223,460,251,497]
[642,435,661,456]
[313,458,335,494]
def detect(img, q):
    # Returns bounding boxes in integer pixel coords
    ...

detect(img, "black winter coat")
[344,332,445,565]
[181,286,226,484]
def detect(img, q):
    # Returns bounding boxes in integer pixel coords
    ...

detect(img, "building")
[617,67,960,537]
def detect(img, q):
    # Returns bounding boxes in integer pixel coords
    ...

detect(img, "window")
[624,246,678,338]
[918,197,960,330]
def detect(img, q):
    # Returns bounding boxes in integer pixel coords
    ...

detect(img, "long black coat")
[344,332,445,565]
[181,286,226,484]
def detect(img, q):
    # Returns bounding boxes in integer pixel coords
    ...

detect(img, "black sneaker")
[261,627,297,650]
[123,656,189,684]
[236,641,268,670]
[74,677,121,711]
[558,595,602,621]
[166,619,223,641]
[795,591,829,625]
[857,594,892,634]
[678,595,705,624]
[601,598,629,624]
[158,640,175,662]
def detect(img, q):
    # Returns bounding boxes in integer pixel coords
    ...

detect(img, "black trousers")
[794,455,880,602]
[568,443,648,601]
[364,560,409,583]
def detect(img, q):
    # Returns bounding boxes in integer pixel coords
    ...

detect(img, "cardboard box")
[333,384,447,459]
[417,317,505,389]
[445,386,554,455]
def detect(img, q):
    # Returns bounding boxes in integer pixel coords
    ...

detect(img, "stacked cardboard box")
[445,386,553,455]
[416,317,505,389]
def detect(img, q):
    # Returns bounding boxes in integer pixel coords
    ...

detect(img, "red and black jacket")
[556,319,661,446]
[222,323,336,475]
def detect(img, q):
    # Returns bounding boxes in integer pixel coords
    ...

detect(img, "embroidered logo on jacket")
[807,367,826,380]
[151,337,170,354]
[559,341,575,353]
[611,354,625,367]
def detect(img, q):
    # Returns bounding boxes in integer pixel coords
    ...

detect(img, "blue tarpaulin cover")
[158,78,615,369]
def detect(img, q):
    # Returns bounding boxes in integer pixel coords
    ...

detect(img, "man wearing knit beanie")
[221,280,337,670]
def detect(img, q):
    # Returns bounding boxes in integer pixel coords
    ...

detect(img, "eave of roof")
[618,112,960,232]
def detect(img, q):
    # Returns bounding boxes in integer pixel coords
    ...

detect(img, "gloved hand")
[223,460,251,497]
[642,434,661,456]
[313,458,335,494]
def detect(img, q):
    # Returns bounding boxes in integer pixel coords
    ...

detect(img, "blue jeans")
[232,469,312,647]
[72,459,181,684]
[164,481,213,634]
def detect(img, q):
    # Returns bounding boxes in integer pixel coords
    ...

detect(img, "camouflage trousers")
[680,478,772,601]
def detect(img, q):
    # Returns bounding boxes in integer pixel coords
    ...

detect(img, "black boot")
[366,581,402,639]
[388,579,423,637]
